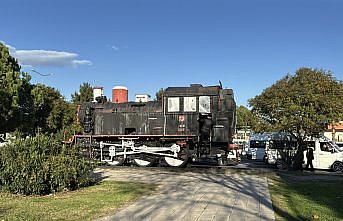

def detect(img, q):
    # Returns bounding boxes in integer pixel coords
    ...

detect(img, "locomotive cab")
[163,85,236,158]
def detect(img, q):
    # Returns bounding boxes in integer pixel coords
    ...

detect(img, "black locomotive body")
[76,84,236,167]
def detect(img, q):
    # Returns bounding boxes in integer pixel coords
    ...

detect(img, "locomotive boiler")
[75,84,236,167]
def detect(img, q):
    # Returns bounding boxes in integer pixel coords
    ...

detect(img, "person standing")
[306,147,314,171]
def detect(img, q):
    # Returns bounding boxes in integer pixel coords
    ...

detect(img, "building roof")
[113,86,128,90]
[164,84,222,96]
[328,121,343,130]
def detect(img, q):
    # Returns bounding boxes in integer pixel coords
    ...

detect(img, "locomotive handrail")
[118,137,139,140]
[74,134,197,138]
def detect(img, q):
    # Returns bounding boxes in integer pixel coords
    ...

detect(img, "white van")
[247,140,266,160]
[265,140,297,165]
[263,133,298,165]
[303,138,343,172]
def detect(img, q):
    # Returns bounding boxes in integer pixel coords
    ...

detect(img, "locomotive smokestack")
[112,86,128,103]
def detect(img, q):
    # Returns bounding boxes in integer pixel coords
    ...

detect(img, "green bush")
[0,135,94,195]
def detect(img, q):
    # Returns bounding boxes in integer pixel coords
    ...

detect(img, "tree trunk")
[292,138,305,170]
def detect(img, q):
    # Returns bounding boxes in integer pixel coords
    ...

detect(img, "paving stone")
[94,168,275,221]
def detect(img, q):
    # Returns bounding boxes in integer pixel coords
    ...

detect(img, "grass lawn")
[268,173,343,221]
[0,181,156,221]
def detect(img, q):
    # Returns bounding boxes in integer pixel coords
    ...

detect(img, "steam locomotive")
[75,84,236,167]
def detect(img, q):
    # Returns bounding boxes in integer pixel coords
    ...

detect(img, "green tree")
[0,90,12,131]
[1,43,80,135]
[31,84,77,134]
[249,68,343,168]
[47,99,76,133]
[236,106,254,130]
[0,42,34,134]
[155,88,165,101]
[71,82,93,104]
[31,84,61,133]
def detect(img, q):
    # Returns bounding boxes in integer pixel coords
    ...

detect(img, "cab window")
[199,96,211,113]
[167,97,180,112]
[184,97,196,112]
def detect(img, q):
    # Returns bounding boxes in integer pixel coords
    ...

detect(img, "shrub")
[0,135,94,195]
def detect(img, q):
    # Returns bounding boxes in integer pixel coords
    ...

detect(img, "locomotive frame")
[75,84,236,167]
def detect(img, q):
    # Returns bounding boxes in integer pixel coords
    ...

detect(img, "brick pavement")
[95,167,275,221]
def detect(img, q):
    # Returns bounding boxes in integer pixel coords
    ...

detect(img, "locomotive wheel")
[133,155,154,167]
[164,149,189,167]
[107,156,125,166]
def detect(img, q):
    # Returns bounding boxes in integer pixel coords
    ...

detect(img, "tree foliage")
[31,84,77,134]
[155,88,165,101]
[0,43,34,134]
[0,90,12,131]
[0,43,79,135]
[31,84,62,133]
[47,99,77,133]
[236,106,254,130]
[249,68,343,140]
[71,82,93,104]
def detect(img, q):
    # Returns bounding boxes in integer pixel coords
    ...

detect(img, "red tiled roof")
[328,121,343,130]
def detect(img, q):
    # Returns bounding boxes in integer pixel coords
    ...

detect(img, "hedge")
[0,135,94,195]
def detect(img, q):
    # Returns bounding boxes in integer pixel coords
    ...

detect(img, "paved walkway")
[95,167,275,221]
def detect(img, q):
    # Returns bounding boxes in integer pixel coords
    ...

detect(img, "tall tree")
[249,68,343,168]
[0,90,12,131]
[236,106,254,130]
[0,42,34,134]
[31,84,76,134]
[155,88,165,101]
[47,99,77,133]
[71,82,93,104]
[0,43,79,136]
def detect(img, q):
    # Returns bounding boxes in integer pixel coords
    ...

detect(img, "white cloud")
[72,59,92,66]
[111,45,119,50]
[2,42,92,68]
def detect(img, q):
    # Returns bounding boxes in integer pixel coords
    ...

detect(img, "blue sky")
[2,0,342,106]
